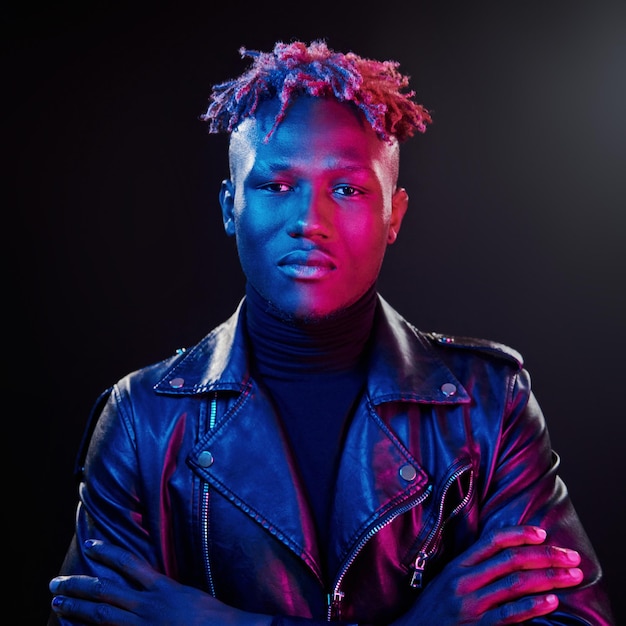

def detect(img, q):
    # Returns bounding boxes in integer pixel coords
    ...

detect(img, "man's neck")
[244,283,378,375]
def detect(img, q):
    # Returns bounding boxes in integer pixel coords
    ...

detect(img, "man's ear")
[388,187,409,244]
[219,179,236,237]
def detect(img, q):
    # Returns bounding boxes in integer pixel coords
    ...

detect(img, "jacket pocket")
[406,458,475,589]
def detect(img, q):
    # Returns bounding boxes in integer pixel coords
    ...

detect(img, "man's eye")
[334,185,360,197]
[260,182,292,193]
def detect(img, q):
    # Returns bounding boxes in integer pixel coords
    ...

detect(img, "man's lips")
[277,249,336,278]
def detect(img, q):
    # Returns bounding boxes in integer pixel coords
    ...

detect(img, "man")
[49,40,614,625]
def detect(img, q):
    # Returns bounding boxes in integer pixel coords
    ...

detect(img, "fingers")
[50,571,128,608]
[50,593,136,626]
[460,543,582,594]
[49,541,172,623]
[50,574,105,600]
[473,564,583,610]
[82,539,161,588]
[460,525,549,567]
[50,574,136,625]
[449,525,585,620]
[456,558,582,624]
[459,525,582,584]
[486,593,560,625]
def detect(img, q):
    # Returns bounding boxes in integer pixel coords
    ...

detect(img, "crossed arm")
[49,524,585,626]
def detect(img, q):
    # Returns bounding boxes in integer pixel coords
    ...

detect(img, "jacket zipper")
[409,463,473,589]
[328,484,433,621]
[201,393,219,596]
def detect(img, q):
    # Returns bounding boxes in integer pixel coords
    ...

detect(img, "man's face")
[220,96,408,320]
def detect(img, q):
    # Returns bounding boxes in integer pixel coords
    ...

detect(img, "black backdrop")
[5,2,625,623]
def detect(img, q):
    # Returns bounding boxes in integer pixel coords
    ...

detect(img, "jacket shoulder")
[423,331,524,370]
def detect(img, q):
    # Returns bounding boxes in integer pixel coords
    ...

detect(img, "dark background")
[4,1,624,623]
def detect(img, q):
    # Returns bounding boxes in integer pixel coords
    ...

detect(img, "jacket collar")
[154,295,469,406]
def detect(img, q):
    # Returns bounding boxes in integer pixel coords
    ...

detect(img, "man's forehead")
[232,96,372,140]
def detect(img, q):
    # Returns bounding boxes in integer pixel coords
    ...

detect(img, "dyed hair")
[201,40,432,144]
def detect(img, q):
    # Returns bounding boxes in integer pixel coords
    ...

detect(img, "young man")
[48,40,614,625]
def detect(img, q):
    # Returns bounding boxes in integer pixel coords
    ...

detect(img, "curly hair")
[200,40,432,144]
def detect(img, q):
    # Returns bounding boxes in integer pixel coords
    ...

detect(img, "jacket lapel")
[327,394,431,575]
[188,381,322,576]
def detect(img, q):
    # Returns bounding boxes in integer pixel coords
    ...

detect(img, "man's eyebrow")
[263,161,293,172]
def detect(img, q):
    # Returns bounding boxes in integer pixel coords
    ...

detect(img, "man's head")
[202,41,431,321]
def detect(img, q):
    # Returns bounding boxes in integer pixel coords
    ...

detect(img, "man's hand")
[393,525,584,625]
[49,540,273,626]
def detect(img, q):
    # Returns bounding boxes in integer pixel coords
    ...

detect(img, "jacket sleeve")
[54,382,160,581]
[478,367,615,625]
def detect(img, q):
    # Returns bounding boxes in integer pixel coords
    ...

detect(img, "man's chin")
[277,307,340,326]
[265,298,347,326]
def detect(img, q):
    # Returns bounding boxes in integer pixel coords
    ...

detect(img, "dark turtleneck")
[244,283,377,569]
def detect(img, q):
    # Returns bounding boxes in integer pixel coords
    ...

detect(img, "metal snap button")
[198,451,214,467]
[399,464,417,481]
[441,382,457,397]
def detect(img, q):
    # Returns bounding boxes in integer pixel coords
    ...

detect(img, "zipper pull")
[410,551,428,588]
[328,589,345,620]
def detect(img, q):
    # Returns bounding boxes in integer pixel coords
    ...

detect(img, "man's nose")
[288,187,331,238]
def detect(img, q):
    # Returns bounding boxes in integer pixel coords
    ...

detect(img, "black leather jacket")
[54,296,614,624]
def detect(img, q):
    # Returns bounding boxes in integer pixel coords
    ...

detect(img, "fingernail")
[52,596,64,608]
[49,578,60,593]
[568,567,584,581]
[84,539,96,548]
[555,547,581,564]
[534,527,547,540]
[544,594,558,605]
